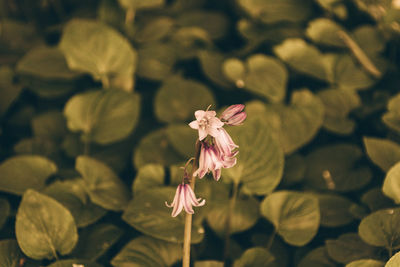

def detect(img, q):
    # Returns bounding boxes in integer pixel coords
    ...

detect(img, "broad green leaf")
[15,189,78,260]
[233,247,276,267]
[0,198,10,230]
[364,137,400,172]
[43,179,107,227]
[346,259,384,267]
[171,27,212,59]
[305,144,372,192]
[154,76,215,123]
[195,261,224,267]
[0,155,57,195]
[133,128,185,168]
[0,66,23,117]
[237,0,311,24]
[64,89,140,145]
[134,17,174,43]
[118,0,164,10]
[14,137,58,158]
[76,156,130,211]
[382,93,400,133]
[223,117,284,195]
[132,164,165,194]
[353,26,385,54]
[274,38,332,81]
[386,252,400,267]
[47,260,103,267]
[122,187,204,243]
[306,18,346,47]
[260,191,320,246]
[359,208,400,248]
[20,77,77,98]
[318,89,361,135]
[317,193,355,227]
[198,50,231,88]
[0,239,22,267]
[223,54,288,102]
[111,235,181,267]
[326,233,381,264]
[59,19,137,91]
[383,162,400,203]
[264,89,325,154]
[32,111,67,142]
[298,246,336,267]
[206,194,259,236]
[166,124,197,158]
[361,187,393,212]
[177,11,229,39]
[71,223,123,260]
[16,46,81,80]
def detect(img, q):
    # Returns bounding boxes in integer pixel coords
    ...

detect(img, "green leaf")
[0,198,10,230]
[298,246,336,267]
[32,111,67,142]
[177,11,229,39]
[305,144,372,192]
[206,194,259,236]
[112,235,181,267]
[264,89,325,154]
[386,252,400,267]
[166,123,197,158]
[260,191,320,246]
[43,179,107,227]
[133,128,185,168]
[134,17,174,43]
[223,54,288,102]
[0,155,57,195]
[171,27,212,59]
[364,137,400,172]
[198,50,231,88]
[71,223,123,260]
[154,76,216,123]
[358,208,400,248]
[15,189,78,260]
[274,38,333,81]
[14,137,58,158]
[0,239,23,267]
[306,18,346,47]
[237,0,311,24]
[326,233,381,264]
[132,164,165,194]
[59,19,137,91]
[353,26,385,54]
[195,261,224,267]
[317,193,355,227]
[122,187,205,243]
[346,259,384,267]
[118,0,164,10]
[383,93,400,133]
[361,187,393,213]
[0,66,23,117]
[223,117,284,195]
[64,89,140,145]
[75,156,130,211]
[47,260,103,267]
[233,247,276,267]
[383,162,400,204]
[16,46,81,80]
[318,89,361,135]
[281,154,306,186]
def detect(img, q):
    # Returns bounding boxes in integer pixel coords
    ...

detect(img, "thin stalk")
[223,180,239,263]
[182,141,201,267]
[266,229,277,251]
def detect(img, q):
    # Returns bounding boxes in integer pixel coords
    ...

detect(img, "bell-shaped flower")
[214,128,238,157]
[194,142,224,181]
[165,183,206,217]
[220,104,246,126]
[189,110,224,140]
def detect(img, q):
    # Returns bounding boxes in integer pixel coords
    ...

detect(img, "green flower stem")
[224,180,239,263]
[182,140,201,267]
[266,229,277,251]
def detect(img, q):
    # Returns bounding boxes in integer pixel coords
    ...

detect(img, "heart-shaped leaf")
[306,18,346,47]
[364,137,400,172]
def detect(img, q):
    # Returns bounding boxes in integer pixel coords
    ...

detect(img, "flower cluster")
[166,105,246,217]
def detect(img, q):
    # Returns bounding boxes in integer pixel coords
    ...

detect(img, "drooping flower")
[165,183,206,217]
[220,104,246,126]
[189,110,224,141]
[194,142,224,180]
[214,128,238,157]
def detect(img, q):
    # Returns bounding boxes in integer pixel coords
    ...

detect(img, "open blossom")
[194,142,224,180]
[165,183,205,217]
[220,104,246,126]
[189,110,224,140]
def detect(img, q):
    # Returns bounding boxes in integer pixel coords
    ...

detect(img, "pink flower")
[214,128,238,157]
[194,142,224,181]
[189,110,224,141]
[220,104,246,125]
[165,183,205,217]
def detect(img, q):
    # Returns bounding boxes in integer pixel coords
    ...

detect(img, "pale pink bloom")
[194,142,224,181]
[165,183,205,217]
[189,110,224,140]
[220,104,246,125]
[214,128,238,157]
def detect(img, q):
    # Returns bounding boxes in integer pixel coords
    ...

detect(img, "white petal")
[194,110,206,120]
[189,120,199,129]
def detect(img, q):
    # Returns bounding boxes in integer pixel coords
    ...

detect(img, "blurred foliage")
[1,0,400,266]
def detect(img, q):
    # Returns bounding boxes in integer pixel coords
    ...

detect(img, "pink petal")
[220,104,245,120]
[194,110,205,120]
[209,117,224,128]
[227,112,246,126]
[189,120,199,129]
[198,128,208,141]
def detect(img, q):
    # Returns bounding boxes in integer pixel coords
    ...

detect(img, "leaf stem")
[266,229,277,251]
[224,180,239,263]
[182,140,201,267]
